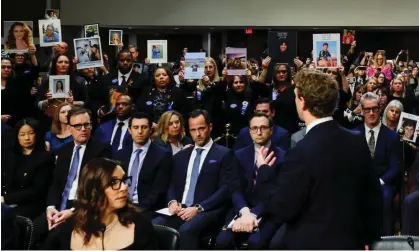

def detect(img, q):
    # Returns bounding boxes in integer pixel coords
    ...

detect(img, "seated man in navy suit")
[94,94,133,155]
[216,112,285,249]
[233,98,290,151]
[114,112,172,215]
[153,109,234,250]
[356,92,401,236]
[403,154,419,235]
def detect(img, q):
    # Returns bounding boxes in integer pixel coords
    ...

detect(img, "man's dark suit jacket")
[233,125,290,151]
[167,143,234,212]
[46,139,112,208]
[256,120,382,249]
[93,119,133,154]
[114,142,172,211]
[232,144,285,217]
[355,124,401,185]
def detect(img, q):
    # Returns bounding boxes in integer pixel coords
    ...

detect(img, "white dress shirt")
[68,143,87,200]
[181,139,213,204]
[171,142,183,155]
[118,69,132,85]
[128,140,151,203]
[110,118,130,151]
[305,116,334,135]
[364,122,381,150]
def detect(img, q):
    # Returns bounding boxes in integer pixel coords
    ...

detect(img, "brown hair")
[74,158,139,245]
[294,70,339,118]
[51,103,73,135]
[153,110,186,142]
[67,107,92,124]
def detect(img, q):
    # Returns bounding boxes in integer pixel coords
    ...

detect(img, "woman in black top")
[44,158,158,250]
[136,67,188,125]
[1,118,54,219]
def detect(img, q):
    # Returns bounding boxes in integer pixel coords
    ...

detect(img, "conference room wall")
[60,0,419,27]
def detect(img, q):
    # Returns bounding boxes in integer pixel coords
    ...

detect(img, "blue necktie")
[129,149,143,199]
[112,121,125,153]
[185,148,204,206]
[60,145,81,211]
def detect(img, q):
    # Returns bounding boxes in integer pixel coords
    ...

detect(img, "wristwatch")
[194,204,204,213]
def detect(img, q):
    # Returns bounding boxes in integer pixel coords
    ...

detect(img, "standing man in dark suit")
[152,109,234,250]
[256,70,382,249]
[33,108,112,244]
[234,98,290,151]
[114,112,172,214]
[356,92,401,235]
[216,112,285,249]
[98,50,149,121]
[94,94,134,155]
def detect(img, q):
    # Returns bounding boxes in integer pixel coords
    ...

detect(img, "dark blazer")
[99,70,150,107]
[153,136,193,155]
[167,143,234,211]
[114,142,172,211]
[233,125,290,151]
[93,119,132,154]
[135,86,188,123]
[232,145,285,217]
[1,149,54,218]
[256,121,382,249]
[46,138,112,208]
[355,124,401,185]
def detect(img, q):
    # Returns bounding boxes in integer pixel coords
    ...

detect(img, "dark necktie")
[121,75,127,86]
[253,163,258,186]
[60,145,81,211]
[112,122,125,153]
[185,148,204,206]
[368,129,375,157]
[129,149,143,199]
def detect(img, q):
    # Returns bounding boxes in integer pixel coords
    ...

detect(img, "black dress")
[44,213,159,250]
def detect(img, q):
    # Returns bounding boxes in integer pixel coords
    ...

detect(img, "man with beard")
[98,50,150,122]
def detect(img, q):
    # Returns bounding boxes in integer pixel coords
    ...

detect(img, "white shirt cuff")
[380,179,385,185]
[47,205,56,210]
[168,200,177,208]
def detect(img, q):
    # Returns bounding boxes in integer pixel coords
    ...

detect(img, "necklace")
[105,217,118,231]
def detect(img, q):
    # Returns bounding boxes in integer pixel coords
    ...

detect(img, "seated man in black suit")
[152,109,234,250]
[33,108,112,244]
[114,112,172,215]
[256,70,382,249]
[216,112,285,249]
[355,92,401,236]
[233,98,290,151]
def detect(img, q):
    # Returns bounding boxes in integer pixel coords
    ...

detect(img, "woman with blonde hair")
[153,110,192,155]
[382,100,404,131]
[367,51,392,80]
[44,102,73,153]
[5,22,33,51]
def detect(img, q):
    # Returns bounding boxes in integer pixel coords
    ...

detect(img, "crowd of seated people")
[2,30,419,250]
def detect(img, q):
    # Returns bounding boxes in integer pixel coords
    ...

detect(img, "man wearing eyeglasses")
[216,112,285,249]
[33,108,112,245]
[356,92,401,236]
[233,98,290,151]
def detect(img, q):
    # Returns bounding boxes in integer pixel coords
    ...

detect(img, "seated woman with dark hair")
[45,158,158,250]
[153,110,193,155]
[1,118,54,219]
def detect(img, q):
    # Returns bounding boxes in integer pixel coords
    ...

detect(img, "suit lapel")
[196,144,218,184]
[60,143,75,179]
[180,147,194,187]
[138,143,158,180]
[374,125,386,161]
[121,144,133,173]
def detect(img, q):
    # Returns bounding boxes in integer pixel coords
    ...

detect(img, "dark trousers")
[382,185,396,235]
[402,190,419,235]
[33,200,73,246]
[152,210,223,250]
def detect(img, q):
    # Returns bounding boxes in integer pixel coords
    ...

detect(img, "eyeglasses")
[249,125,271,133]
[362,106,380,113]
[109,176,132,190]
[1,65,12,69]
[69,122,92,130]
